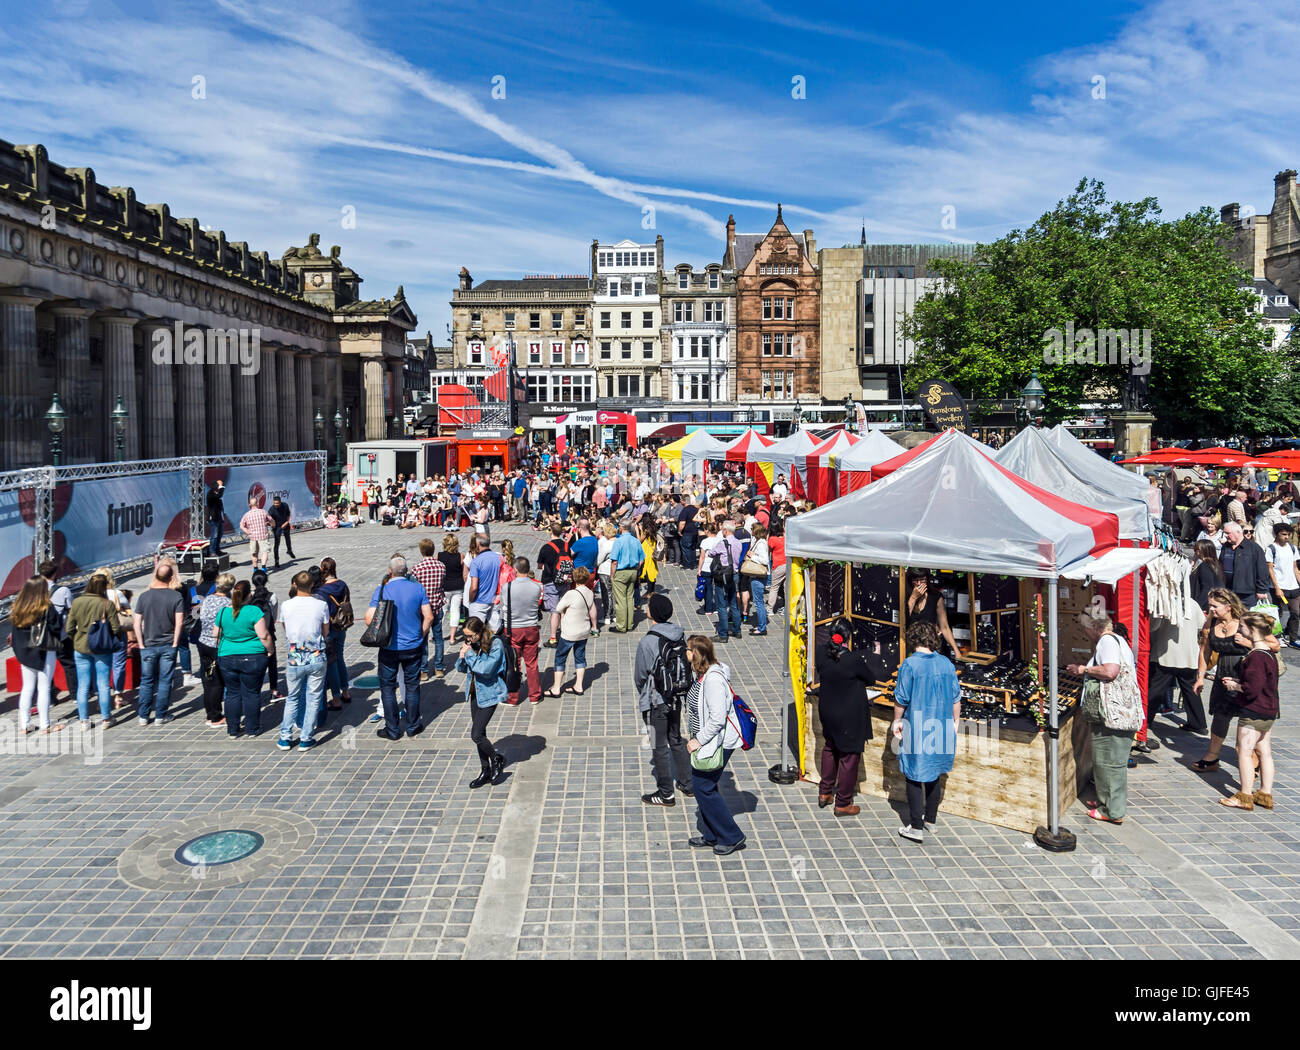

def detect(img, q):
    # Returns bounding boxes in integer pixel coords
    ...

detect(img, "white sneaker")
[183,674,201,687]
[898,824,924,843]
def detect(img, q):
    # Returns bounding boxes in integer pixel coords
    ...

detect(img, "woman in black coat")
[815,618,888,817]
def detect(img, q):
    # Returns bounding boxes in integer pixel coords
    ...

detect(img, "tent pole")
[769,557,800,786]
[1034,575,1076,851]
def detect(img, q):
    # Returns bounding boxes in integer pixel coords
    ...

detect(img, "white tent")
[832,428,909,496]
[995,426,1153,541]
[749,429,822,492]
[657,429,729,480]
[1043,424,1149,501]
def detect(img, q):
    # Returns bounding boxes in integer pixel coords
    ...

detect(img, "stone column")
[175,331,207,459]
[389,360,404,436]
[296,353,313,450]
[206,345,234,456]
[233,350,259,455]
[138,320,176,460]
[279,347,298,450]
[363,357,386,440]
[0,290,45,467]
[100,313,141,461]
[258,346,279,452]
[50,302,95,463]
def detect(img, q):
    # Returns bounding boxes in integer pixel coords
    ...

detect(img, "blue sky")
[1,0,1296,337]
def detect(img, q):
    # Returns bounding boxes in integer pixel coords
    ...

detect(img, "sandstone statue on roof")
[283,233,323,260]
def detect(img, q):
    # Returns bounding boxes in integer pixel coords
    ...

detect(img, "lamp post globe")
[1020,371,1046,429]
[111,394,129,461]
[46,392,67,466]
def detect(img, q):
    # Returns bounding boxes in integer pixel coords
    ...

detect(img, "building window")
[762,333,771,356]
[470,311,482,329]
[709,272,719,289]
[575,311,586,327]
[642,310,653,329]
[620,341,632,360]
[600,311,611,330]
[633,280,644,297]
[621,311,631,329]
[617,374,641,397]
[689,335,701,358]
[574,374,594,403]
[761,370,772,397]
[642,341,654,360]
[551,312,562,329]
[572,340,588,365]
[704,301,722,322]
[863,293,874,314]
[676,374,685,400]
[607,278,620,297]
[504,311,515,329]
[526,374,547,402]
[528,341,542,365]
[469,341,484,365]
[529,312,541,330]
[773,333,785,357]
[762,298,771,320]
[600,341,611,361]
[678,273,688,290]
[551,340,564,365]
[786,297,795,320]
[677,302,694,323]
[642,251,653,266]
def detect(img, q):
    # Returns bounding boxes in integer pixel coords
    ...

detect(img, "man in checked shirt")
[412,537,447,680]
[238,496,274,571]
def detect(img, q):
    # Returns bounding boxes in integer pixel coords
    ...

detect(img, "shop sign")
[918,379,970,432]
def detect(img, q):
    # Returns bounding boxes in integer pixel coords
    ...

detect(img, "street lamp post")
[333,409,344,491]
[1018,370,1046,431]
[111,395,129,462]
[45,393,66,467]
[314,409,324,450]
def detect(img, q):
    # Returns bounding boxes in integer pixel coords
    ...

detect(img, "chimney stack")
[458,266,473,291]
[802,228,817,260]
[1221,202,1241,225]
[723,214,736,269]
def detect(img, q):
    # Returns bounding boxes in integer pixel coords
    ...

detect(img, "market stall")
[801,430,860,505]
[833,428,908,496]
[1043,424,1150,501]
[656,429,729,482]
[749,429,822,498]
[783,428,1159,840]
[720,429,774,492]
[866,428,995,482]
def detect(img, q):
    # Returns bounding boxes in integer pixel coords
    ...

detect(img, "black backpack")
[251,585,277,640]
[547,540,574,586]
[650,630,692,707]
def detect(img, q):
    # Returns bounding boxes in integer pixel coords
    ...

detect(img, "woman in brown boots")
[1217,611,1279,811]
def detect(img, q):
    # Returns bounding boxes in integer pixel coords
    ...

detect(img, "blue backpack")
[728,691,757,751]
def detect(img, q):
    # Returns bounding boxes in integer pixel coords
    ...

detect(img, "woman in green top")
[213,579,273,738]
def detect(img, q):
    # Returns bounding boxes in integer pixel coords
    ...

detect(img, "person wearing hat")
[814,619,888,817]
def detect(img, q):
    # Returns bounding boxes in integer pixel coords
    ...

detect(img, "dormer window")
[678,272,688,290]
[708,272,719,289]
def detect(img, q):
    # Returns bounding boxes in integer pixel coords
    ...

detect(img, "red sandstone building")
[727,207,820,407]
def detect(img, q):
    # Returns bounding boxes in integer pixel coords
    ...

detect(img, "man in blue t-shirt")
[467,536,501,621]
[570,520,599,573]
[366,555,434,741]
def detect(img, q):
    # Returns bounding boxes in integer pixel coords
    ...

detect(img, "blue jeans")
[558,500,569,523]
[110,637,127,692]
[714,579,741,637]
[74,650,112,722]
[218,652,268,735]
[137,644,177,720]
[207,517,224,553]
[749,576,769,632]
[424,611,446,672]
[377,647,423,737]
[175,644,192,674]
[553,636,587,673]
[325,631,348,699]
[281,655,327,743]
[692,748,744,847]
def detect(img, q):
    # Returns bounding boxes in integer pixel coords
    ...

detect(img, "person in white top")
[1066,612,1137,825]
[1265,522,1300,646]
[276,571,331,750]
[771,476,789,502]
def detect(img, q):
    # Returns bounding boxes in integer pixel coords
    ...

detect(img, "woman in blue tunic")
[892,620,960,843]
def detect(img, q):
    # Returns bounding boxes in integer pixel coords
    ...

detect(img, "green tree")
[904,179,1294,438]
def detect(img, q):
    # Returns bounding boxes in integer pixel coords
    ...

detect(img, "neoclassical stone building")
[0,140,415,468]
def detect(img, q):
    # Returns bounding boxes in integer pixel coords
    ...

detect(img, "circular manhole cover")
[117,810,315,891]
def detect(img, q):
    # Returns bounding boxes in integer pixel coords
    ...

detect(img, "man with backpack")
[634,594,693,806]
[537,523,574,648]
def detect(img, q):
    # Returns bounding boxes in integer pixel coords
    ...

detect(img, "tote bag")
[360,580,395,648]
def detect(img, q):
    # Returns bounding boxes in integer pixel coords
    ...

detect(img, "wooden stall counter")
[806,700,1094,834]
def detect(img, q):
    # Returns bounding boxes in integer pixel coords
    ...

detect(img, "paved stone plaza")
[1,522,1298,960]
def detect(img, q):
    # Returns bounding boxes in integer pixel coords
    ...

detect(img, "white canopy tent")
[783,428,1159,846]
[832,428,911,496]
[748,429,822,493]
[1043,424,1150,501]
[995,426,1153,541]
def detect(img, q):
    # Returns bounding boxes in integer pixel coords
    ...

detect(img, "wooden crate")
[806,699,1094,834]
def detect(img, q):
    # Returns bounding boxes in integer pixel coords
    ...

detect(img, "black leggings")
[905,777,944,830]
[470,702,498,764]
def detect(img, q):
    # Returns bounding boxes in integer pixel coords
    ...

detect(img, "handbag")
[360,579,395,648]
[87,599,117,654]
[500,582,522,693]
[29,606,62,652]
[740,540,768,577]
[1250,599,1285,636]
[1099,654,1144,732]
[695,574,708,602]
[691,745,725,772]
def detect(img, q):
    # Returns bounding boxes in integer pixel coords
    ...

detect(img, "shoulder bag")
[500,582,522,693]
[29,606,63,653]
[740,539,769,577]
[360,579,395,648]
[87,599,117,654]
[1099,649,1144,732]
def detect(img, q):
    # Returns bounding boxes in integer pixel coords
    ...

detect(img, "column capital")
[94,308,147,326]
[47,298,99,317]
[0,285,53,306]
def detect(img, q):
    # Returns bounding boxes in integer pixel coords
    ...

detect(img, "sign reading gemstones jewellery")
[204,459,324,530]
[53,472,192,579]
[918,379,970,433]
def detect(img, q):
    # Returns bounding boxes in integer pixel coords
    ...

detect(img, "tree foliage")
[904,179,1298,438]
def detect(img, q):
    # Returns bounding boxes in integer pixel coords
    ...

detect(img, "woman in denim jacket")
[456,616,509,789]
